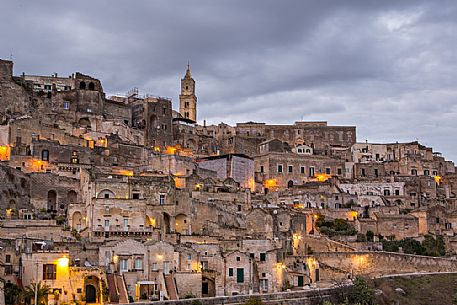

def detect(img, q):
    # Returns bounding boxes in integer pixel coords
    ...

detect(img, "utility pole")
[34,261,38,305]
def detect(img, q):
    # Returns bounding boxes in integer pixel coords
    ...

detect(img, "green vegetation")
[316,215,357,237]
[321,277,376,305]
[22,281,51,305]
[382,235,446,256]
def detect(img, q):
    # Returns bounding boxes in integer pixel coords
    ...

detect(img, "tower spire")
[185,62,192,79]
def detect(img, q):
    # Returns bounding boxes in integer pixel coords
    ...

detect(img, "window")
[237,205,242,212]
[5,254,11,263]
[236,268,244,283]
[337,168,342,175]
[361,168,366,177]
[163,261,170,273]
[325,168,331,175]
[300,166,305,174]
[87,108,92,113]
[411,169,417,176]
[260,279,268,291]
[44,84,52,90]
[120,259,128,272]
[384,189,391,196]
[159,194,165,205]
[132,193,140,199]
[104,219,110,228]
[260,253,266,262]
[151,263,158,271]
[288,165,293,173]
[135,258,143,270]
[63,101,70,110]
[260,166,264,173]
[186,254,191,271]
[41,150,49,161]
[228,268,233,276]
[277,164,283,173]
[374,169,379,177]
[236,256,240,262]
[424,170,430,176]
[309,167,315,177]
[306,149,311,153]
[43,264,57,280]
[395,189,400,196]
[201,261,208,270]
[123,218,129,228]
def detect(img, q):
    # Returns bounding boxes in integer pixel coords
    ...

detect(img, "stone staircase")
[164,273,179,300]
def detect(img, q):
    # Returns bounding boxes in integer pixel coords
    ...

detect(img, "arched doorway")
[79,118,91,128]
[287,180,294,188]
[72,211,82,232]
[67,190,77,204]
[47,190,57,211]
[175,214,188,235]
[85,284,97,303]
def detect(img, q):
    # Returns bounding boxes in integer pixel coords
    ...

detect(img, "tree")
[22,281,51,305]
[4,281,24,305]
[422,234,446,256]
[350,277,375,305]
[401,237,424,255]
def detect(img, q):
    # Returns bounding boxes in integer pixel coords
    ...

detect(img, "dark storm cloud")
[1,0,457,161]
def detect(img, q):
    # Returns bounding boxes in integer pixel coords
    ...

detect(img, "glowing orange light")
[0,145,10,161]
[264,179,278,188]
[57,256,69,268]
[434,176,442,185]
[315,173,330,182]
[165,146,177,155]
[153,146,161,152]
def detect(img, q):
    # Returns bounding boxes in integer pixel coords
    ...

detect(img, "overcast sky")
[1,0,457,162]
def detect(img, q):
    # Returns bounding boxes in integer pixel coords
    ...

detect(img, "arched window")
[98,189,115,199]
[79,81,86,90]
[88,82,95,90]
[41,150,49,161]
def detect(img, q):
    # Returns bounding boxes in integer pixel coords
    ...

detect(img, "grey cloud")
[1,0,457,161]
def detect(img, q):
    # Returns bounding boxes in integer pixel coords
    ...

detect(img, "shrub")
[244,296,264,305]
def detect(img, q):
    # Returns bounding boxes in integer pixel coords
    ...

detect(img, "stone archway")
[175,214,189,235]
[72,211,83,231]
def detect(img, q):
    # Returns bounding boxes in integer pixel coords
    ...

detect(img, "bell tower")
[179,63,197,122]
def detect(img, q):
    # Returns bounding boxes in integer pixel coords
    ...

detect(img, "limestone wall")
[315,251,457,278]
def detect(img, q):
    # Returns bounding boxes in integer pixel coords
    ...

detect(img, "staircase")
[116,275,129,304]
[164,273,179,300]
[106,274,129,304]
[106,274,119,303]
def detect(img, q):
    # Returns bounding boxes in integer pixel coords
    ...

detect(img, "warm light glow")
[350,210,358,220]
[117,170,134,177]
[294,203,304,209]
[5,208,13,217]
[313,214,319,219]
[0,145,10,161]
[195,183,203,191]
[264,179,278,188]
[156,254,163,260]
[165,146,177,155]
[113,255,118,263]
[434,175,442,185]
[57,256,69,268]
[315,173,330,182]
[153,146,161,152]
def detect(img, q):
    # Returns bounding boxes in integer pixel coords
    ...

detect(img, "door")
[85,284,97,303]
[236,268,244,283]
[202,282,209,295]
[298,275,304,287]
